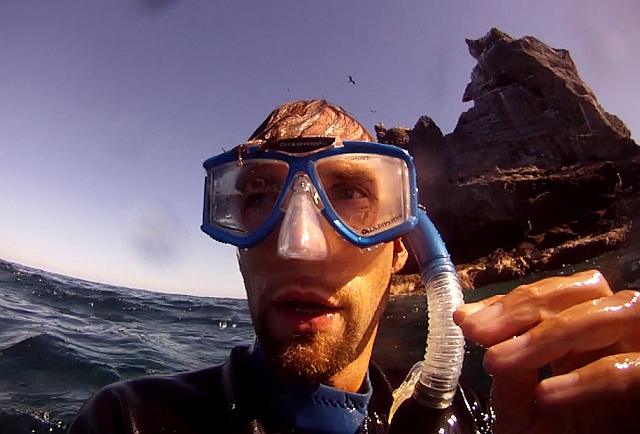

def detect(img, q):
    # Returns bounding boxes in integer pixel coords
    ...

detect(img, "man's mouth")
[272,289,343,332]
[280,300,341,316]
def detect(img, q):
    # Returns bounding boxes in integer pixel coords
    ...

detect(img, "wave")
[0,259,254,432]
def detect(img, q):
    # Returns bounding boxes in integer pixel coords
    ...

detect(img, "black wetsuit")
[69,346,492,434]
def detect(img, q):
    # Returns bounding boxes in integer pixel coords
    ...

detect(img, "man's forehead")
[233,150,379,183]
[317,159,378,181]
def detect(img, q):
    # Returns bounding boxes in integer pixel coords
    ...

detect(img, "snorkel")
[388,209,466,419]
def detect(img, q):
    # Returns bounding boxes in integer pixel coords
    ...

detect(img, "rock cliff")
[381,28,640,295]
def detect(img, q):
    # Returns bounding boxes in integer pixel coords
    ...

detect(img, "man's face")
[237,148,407,384]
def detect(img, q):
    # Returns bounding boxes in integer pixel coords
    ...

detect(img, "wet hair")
[248,99,375,146]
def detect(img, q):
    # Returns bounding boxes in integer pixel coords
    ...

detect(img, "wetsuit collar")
[250,342,372,434]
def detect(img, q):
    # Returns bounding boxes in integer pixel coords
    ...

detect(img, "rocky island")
[382,28,640,296]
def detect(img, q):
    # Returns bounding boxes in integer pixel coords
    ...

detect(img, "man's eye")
[243,192,278,210]
[240,178,280,195]
[341,188,364,199]
[331,185,368,201]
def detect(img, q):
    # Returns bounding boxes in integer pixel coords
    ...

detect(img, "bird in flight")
[348,75,355,85]
[370,110,377,113]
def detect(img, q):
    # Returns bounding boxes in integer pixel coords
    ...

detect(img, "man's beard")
[256,319,361,384]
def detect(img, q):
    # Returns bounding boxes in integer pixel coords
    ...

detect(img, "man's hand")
[454,270,640,434]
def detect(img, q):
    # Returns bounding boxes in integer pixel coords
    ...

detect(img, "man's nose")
[277,175,328,260]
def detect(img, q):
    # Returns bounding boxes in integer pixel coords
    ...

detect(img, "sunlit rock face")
[378,28,640,294]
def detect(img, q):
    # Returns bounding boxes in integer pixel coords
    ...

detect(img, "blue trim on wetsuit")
[250,342,372,434]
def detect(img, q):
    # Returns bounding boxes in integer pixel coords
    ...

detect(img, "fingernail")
[491,333,530,358]
[467,302,503,325]
[454,304,481,323]
[537,372,579,404]
[457,303,484,316]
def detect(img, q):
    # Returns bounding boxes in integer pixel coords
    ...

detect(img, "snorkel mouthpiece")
[277,174,328,260]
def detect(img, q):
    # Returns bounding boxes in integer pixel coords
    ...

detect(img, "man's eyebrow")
[321,164,377,183]
[236,169,284,190]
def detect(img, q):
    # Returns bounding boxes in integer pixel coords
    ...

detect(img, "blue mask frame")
[201,141,420,248]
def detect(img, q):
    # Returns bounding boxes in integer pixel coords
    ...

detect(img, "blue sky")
[1,0,638,298]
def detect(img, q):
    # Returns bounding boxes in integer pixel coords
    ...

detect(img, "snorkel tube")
[389,208,466,419]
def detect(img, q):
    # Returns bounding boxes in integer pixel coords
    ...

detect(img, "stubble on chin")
[257,323,359,384]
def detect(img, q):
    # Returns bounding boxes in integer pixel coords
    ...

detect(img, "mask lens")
[206,160,288,236]
[315,153,412,237]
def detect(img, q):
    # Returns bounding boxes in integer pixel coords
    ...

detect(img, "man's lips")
[272,289,340,308]
[271,288,342,332]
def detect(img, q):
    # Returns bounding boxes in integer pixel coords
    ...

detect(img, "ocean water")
[1,249,639,434]
[0,261,253,433]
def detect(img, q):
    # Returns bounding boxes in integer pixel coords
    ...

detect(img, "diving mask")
[201,138,419,251]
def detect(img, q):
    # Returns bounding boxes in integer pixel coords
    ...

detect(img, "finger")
[485,290,640,375]
[459,270,612,347]
[536,352,640,406]
[453,295,503,324]
[490,371,538,434]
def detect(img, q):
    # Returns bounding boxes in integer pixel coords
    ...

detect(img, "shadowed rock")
[378,28,640,295]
